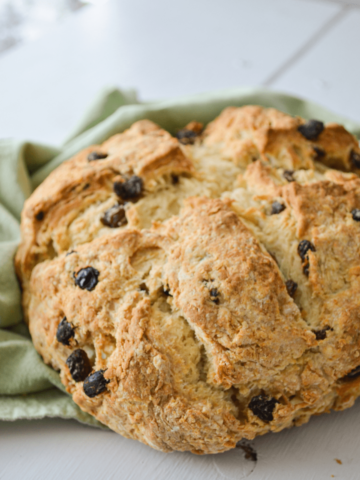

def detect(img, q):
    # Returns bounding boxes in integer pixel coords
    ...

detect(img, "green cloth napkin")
[1,86,360,427]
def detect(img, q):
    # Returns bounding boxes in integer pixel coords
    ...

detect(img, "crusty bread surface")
[15,106,360,453]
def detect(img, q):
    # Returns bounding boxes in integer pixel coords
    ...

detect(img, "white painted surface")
[0,0,341,145]
[1,399,360,479]
[271,7,360,123]
[2,0,360,478]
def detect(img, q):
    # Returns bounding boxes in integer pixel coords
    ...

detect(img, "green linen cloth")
[1,86,360,427]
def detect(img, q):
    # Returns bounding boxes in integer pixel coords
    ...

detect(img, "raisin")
[248,395,278,422]
[350,150,360,169]
[283,170,295,183]
[176,129,198,145]
[303,262,310,277]
[314,326,331,341]
[171,174,179,185]
[66,349,92,382]
[271,201,286,215]
[210,288,220,304]
[74,267,99,291]
[114,176,143,201]
[298,240,315,277]
[236,441,258,462]
[87,152,108,161]
[285,280,298,298]
[35,211,44,221]
[66,250,77,256]
[139,282,149,293]
[83,370,109,397]
[56,317,75,346]
[342,365,360,380]
[352,209,360,222]
[101,204,127,228]
[298,120,324,140]
[298,240,316,261]
[313,146,325,160]
[210,288,219,297]
[163,286,172,297]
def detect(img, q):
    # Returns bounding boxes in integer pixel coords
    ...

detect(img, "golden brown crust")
[203,106,360,172]
[25,199,313,453]
[227,161,360,405]
[16,105,360,453]
[160,198,314,389]
[15,120,194,317]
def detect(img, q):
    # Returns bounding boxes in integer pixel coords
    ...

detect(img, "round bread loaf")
[15,106,360,453]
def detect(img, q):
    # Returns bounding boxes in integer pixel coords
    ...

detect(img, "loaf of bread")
[15,106,360,453]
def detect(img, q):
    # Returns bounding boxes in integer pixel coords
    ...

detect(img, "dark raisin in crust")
[66,349,92,382]
[341,365,360,381]
[350,150,360,169]
[56,317,75,346]
[351,209,360,222]
[298,240,315,277]
[285,280,298,298]
[139,282,149,293]
[83,370,109,397]
[66,250,77,256]
[35,211,44,221]
[101,204,127,228]
[210,288,220,304]
[176,129,199,145]
[87,152,108,161]
[171,174,179,185]
[113,176,143,201]
[248,395,278,422]
[298,240,316,261]
[283,170,295,183]
[313,146,325,160]
[163,287,172,297]
[314,326,331,341]
[303,263,310,276]
[298,119,324,141]
[74,267,100,291]
[271,201,286,215]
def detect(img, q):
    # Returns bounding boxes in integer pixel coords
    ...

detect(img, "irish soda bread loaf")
[15,106,360,454]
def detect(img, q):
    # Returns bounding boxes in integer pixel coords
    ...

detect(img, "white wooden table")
[1,0,360,478]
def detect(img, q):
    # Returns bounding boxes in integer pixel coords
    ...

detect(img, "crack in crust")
[15,106,360,453]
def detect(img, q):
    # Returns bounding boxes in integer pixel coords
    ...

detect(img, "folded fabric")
[1,86,359,426]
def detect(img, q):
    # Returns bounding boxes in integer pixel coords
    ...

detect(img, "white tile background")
[271,8,360,122]
[1,0,360,478]
[2,399,360,480]
[1,0,360,145]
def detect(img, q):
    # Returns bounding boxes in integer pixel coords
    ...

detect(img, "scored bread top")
[203,105,360,171]
[16,120,193,280]
[15,106,360,454]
